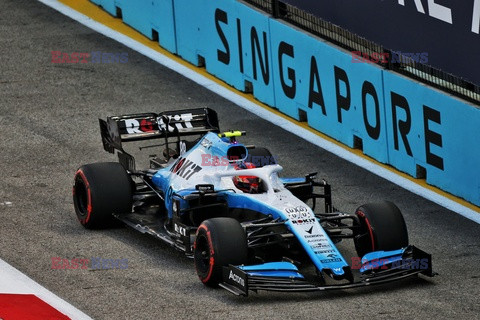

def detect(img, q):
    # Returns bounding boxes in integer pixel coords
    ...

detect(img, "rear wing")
[99,108,219,153]
[99,108,219,171]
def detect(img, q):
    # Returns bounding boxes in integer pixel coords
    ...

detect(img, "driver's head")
[232,162,261,194]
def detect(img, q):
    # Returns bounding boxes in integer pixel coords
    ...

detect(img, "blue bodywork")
[145,131,432,291]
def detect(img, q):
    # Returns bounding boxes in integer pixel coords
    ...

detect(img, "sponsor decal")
[316,250,336,254]
[122,118,156,134]
[304,226,313,234]
[312,244,332,250]
[228,270,245,287]
[292,218,315,224]
[291,218,315,225]
[170,157,202,180]
[307,238,328,243]
[174,223,187,237]
[157,113,193,133]
[285,206,310,219]
[320,258,342,263]
[305,234,323,239]
[311,242,330,248]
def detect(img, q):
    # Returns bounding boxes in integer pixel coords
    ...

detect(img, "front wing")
[220,246,435,296]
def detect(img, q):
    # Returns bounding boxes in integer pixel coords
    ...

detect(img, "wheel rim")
[194,234,212,278]
[74,175,89,218]
[354,210,375,256]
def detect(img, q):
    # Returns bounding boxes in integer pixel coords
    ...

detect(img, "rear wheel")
[354,201,408,257]
[194,217,248,287]
[73,162,132,229]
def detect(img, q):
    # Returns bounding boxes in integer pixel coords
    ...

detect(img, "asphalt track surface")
[1,1,479,319]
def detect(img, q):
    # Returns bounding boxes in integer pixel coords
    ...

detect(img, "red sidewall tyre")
[194,218,248,287]
[354,201,409,257]
[73,162,132,229]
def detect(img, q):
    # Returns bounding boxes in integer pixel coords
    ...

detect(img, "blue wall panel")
[116,0,153,39]
[193,1,246,91]
[234,2,275,106]
[383,72,480,205]
[114,0,176,52]
[151,0,176,53]
[90,0,118,17]
[174,0,275,105]
[173,0,208,66]
[269,19,388,162]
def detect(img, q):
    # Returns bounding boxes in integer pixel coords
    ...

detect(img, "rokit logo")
[170,157,202,180]
[291,218,315,225]
[158,113,194,132]
[120,113,195,135]
[122,118,157,134]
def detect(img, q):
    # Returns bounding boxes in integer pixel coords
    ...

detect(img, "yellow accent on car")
[218,131,246,138]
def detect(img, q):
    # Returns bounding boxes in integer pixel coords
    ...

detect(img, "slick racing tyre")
[354,201,409,257]
[194,217,248,287]
[73,162,132,229]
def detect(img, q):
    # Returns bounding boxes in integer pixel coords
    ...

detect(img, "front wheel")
[194,217,248,287]
[353,201,409,257]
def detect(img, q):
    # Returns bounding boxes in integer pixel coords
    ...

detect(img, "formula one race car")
[72,108,434,295]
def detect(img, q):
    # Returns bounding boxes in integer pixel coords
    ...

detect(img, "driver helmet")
[232,162,261,193]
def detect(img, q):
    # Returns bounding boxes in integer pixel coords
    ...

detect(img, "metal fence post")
[271,0,279,18]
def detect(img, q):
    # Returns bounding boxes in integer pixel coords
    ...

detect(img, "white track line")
[38,0,480,225]
[0,259,93,319]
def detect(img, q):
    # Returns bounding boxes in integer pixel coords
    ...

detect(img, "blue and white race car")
[73,108,434,295]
